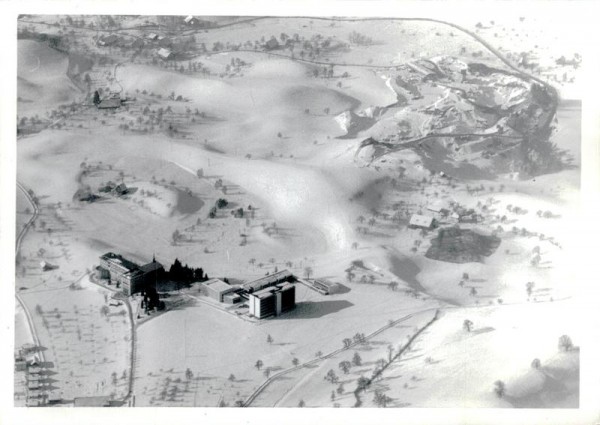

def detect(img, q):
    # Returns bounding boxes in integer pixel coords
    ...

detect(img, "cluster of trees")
[348,31,374,46]
[373,390,392,407]
[208,198,229,218]
[168,258,207,283]
[536,209,555,219]
[141,286,164,312]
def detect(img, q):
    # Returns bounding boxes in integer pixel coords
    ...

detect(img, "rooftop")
[100,252,141,273]
[202,278,233,294]
[251,282,295,299]
[313,279,338,289]
[97,98,122,109]
[243,269,293,292]
[157,48,172,58]
[409,214,434,227]
[140,260,163,273]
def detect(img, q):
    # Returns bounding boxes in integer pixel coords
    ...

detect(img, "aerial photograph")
[13,13,583,409]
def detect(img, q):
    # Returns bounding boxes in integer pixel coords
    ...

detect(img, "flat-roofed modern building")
[242,269,294,293]
[312,279,339,295]
[200,278,236,302]
[248,283,295,319]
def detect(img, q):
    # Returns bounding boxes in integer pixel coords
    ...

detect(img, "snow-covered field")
[14,15,584,410]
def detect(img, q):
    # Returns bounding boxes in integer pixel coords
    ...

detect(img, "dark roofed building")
[99,253,164,296]
[97,97,122,109]
[98,34,119,47]
[113,182,128,195]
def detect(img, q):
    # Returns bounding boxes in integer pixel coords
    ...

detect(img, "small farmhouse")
[409,214,435,230]
[184,15,197,26]
[98,34,119,47]
[157,48,173,60]
[97,97,122,109]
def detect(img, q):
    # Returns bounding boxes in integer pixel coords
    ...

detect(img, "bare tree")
[324,369,339,384]
[304,266,313,279]
[493,380,506,398]
[558,335,574,352]
[463,319,473,332]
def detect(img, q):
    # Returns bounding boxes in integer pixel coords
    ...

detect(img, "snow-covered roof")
[157,48,172,59]
[427,201,448,213]
[202,278,234,295]
[409,214,434,228]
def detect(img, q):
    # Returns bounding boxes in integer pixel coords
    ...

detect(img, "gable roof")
[140,261,163,273]
[157,48,172,59]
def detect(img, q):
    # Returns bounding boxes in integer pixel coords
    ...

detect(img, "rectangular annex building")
[409,214,434,230]
[242,269,294,293]
[248,283,295,319]
[200,278,236,302]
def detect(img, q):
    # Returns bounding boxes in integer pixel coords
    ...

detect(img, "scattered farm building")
[184,15,197,25]
[200,278,238,303]
[97,96,122,109]
[248,283,295,319]
[409,214,435,230]
[40,260,57,271]
[113,182,129,196]
[147,33,159,41]
[98,253,164,296]
[242,269,295,293]
[97,34,119,47]
[183,16,214,28]
[427,201,450,216]
[157,48,173,60]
